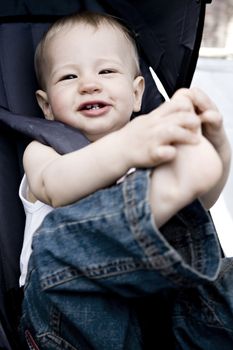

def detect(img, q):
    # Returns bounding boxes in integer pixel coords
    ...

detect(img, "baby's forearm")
[39,135,131,207]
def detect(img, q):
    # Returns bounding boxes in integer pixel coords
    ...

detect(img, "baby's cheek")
[50,97,68,120]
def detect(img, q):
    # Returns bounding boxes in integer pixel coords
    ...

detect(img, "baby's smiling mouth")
[78,101,111,116]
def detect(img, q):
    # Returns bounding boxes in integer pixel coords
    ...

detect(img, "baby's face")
[38,23,144,141]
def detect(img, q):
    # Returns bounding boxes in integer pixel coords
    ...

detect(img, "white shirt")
[19,175,53,286]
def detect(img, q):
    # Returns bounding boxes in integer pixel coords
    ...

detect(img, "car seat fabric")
[0,1,212,349]
[0,131,26,350]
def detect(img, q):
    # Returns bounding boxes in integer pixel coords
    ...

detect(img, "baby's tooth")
[85,104,101,110]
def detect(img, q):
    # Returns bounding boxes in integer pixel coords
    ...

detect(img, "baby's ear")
[36,90,54,120]
[133,76,145,112]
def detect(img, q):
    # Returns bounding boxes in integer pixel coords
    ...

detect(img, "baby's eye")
[99,69,116,75]
[61,74,77,80]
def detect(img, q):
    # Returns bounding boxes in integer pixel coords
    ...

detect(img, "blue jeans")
[19,170,233,349]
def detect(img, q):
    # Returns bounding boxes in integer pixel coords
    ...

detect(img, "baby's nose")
[78,78,102,95]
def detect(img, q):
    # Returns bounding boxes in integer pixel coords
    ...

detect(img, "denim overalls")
[19,170,233,349]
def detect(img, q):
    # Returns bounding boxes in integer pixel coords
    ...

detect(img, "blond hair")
[34,11,140,89]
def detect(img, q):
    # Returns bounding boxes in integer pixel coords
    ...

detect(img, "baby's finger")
[170,88,195,112]
[158,123,200,145]
[149,145,177,166]
[151,91,194,118]
[200,110,223,129]
[190,87,219,113]
[161,111,201,131]
[156,145,177,160]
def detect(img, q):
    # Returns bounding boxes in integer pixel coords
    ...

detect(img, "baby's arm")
[23,96,200,208]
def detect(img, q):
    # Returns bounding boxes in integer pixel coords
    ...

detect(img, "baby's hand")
[119,92,201,169]
[190,88,225,147]
[171,87,231,164]
[190,87,231,170]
